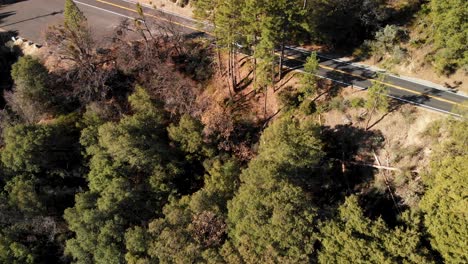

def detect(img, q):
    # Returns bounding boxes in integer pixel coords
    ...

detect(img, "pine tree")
[137,156,239,263]
[64,87,182,263]
[420,119,468,263]
[365,74,389,130]
[9,55,52,122]
[430,0,468,74]
[274,0,307,78]
[0,233,35,264]
[298,52,319,101]
[242,0,266,89]
[227,117,324,262]
[318,195,434,263]
[214,0,243,94]
[192,0,219,22]
[4,175,43,215]
[64,0,87,32]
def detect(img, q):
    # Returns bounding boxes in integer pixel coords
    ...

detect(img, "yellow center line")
[97,0,464,108]
[95,0,212,35]
[282,54,465,107]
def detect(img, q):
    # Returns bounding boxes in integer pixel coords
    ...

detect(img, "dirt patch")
[322,88,443,163]
[202,52,282,120]
[317,86,446,207]
[139,0,194,18]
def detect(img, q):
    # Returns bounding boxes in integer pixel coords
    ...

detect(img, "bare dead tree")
[111,16,208,117]
[191,211,226,248]
[45,20,115,103]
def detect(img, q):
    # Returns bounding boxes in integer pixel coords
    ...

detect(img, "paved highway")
[1,0,466,115]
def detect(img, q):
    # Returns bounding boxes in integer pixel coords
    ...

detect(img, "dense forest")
[190,0,467,75]
[0,0,466,263]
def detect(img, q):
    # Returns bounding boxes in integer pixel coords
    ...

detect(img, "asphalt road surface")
[1,0,466,115]
[0,0,128,43]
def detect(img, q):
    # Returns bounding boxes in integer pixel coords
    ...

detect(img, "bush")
[393,145,423,163]
[173,40,214,82]
[368,25,407,64]
[8,56,55,122]
[315,103,329,115]
[390,46,408,64]
[328,96,348,112]
[421,120,442,139]
[299,100,316,115]
[11,56,49,99]
[177,0,189,7]
[278,86,300,111]
[409,38,426,49]
[400,106,416,124]
[353,42,372,59]
[433,49,458,75]
[350,97,365,108]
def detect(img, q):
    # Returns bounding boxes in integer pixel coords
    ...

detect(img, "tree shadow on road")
[1,10,63,27]
[0,0,27,11]
[0,10,15,22]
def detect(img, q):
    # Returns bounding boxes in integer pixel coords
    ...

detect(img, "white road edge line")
[109,0,466,100]
[67,0,462,117]
[286,45,468,99]
[295,68,460,117]
[119,0,211,26]
[73,0,137,20]
[386,94,460,117]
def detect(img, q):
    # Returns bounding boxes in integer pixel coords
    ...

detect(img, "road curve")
[1,0,466,115]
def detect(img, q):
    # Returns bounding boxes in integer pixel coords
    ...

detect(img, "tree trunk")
[271,50,276,83]
[373,151,402,215]
[227,48,234,98]
[233,49,238,89]
[348,161,402,172]
[253,56,257,90]
[216,47,223,73]
[365,106,376,130]
[278,41,285,80]
[312,90,329,102]
[231,48,237,90]
[228,47,233,91]
[253,33,258,90]
[264,84,268,119]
